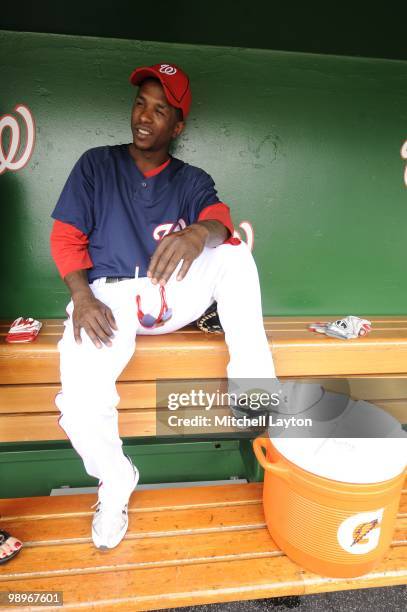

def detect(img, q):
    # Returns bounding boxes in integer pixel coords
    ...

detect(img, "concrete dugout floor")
[160,585,407,611]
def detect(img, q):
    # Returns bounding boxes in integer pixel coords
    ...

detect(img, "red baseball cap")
[129,63,192,119]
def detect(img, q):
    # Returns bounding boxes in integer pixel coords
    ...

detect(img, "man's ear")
[172,121,186,139]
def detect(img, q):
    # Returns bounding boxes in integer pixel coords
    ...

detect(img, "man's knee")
[56,386,119,415]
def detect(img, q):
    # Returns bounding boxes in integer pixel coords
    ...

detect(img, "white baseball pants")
[56,242,276,502]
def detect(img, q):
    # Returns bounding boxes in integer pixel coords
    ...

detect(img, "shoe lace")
[91,500,127,518]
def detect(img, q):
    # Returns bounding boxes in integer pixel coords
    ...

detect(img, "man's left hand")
[148,223,209,285]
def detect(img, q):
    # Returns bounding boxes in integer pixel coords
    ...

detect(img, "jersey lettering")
[153,218,187,241]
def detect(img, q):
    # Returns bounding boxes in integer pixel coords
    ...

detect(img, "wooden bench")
[1,316,407,443]
[0,316,406,608]
[0,481,405,610]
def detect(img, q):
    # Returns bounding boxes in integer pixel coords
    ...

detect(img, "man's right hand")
[64,269,117,348]
[72,292,117,348]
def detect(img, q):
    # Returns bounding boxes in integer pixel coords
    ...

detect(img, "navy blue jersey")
[51,145,221,281]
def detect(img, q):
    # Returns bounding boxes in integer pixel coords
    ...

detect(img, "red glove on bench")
[6,317,42,343]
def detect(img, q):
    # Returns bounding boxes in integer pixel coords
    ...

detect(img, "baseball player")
[50,63,276,550]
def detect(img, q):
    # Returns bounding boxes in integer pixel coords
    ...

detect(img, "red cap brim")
[129,67,179,110]
[130,67,162,86]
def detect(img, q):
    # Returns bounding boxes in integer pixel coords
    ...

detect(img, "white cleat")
[92,503,130,550]
[92,458,139,550]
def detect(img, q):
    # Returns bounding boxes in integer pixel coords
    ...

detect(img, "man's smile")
[134,125,153,137]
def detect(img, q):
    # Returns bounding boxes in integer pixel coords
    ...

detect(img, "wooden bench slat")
[0,547,405,610]
[394,517,407,541]
[320,378,407,398]
[0,528,281,580]
[5,338,407,383]
[273,344,407,376]
[0,380,223,414]
[2,410,406,444]
[0,503,268,543]
[3,318,407,336]
[1,391,406,427]
[0,410,158,442]
[0,384,61,413]
[398,491,406,514]
[0,334,229,384]
[0,404,256,442]
[269,323,407,331]
[4,316,407,335]
[2,504,407,546]
[0,483,264,518]
[3,403,405,442]
[1,482,405,519]
[0,557,313,608]
[0,384,158,414]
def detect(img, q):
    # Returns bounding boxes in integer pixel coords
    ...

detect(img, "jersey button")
[141,182,147,188]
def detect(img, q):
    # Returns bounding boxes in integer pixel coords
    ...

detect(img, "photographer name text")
[167,414,312,428]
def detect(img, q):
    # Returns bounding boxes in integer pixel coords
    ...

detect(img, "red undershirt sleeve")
[197,202,241,245]
[50,219,93,278]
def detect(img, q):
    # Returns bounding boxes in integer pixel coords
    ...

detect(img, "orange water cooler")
[253,394,406,578]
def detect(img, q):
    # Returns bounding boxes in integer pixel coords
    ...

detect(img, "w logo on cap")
[159,64,177,76]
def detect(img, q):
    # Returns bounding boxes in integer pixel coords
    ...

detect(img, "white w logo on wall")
[401,140,407,187]
[0,105,35,175]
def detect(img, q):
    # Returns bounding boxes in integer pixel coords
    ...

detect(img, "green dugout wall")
[0,29,407,317]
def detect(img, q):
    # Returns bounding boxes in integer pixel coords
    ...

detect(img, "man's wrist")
[192,222,210,244]
[71,288,93,302]
[194,220,229,247]
[64,269,93,302]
